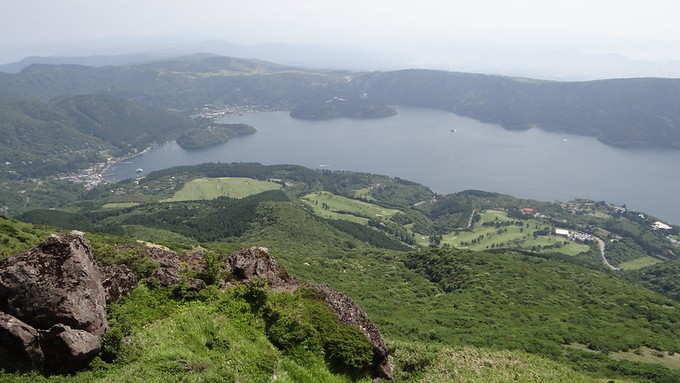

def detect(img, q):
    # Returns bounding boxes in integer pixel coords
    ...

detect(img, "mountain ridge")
[0,54,679,149]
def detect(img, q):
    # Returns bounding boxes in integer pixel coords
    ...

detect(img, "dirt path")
[595,237,620,271]
[466,209,477,230]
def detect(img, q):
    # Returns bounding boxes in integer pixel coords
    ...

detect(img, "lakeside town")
[190,103,280,120]
[50,103,277,189]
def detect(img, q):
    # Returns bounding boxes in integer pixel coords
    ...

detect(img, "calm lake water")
[108,107,680,224]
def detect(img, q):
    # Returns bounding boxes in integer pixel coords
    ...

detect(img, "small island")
[176,123,256,150]
[290,97,397,121]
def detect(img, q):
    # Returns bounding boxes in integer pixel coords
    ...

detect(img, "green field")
[163,177,281,202]
[301,191,399,224]
[618,256,663,270]
[392,343,602,383]
[352,187,376,201]
[122,225,197,248]
[442,210,590,256]
[102,202,141,209]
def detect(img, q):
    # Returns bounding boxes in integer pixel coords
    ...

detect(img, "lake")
[108,106,680,224]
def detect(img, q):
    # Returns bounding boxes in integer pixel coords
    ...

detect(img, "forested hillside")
[0,94,195,178]
[3,162,680,382]
[354,70,680,148]
[1,55,680,149]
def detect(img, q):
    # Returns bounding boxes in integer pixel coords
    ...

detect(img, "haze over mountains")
[3,2,680,382]
[5,41,680,80]
[1,53,679,156]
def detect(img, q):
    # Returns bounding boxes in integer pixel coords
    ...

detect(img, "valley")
[0,54,680,383]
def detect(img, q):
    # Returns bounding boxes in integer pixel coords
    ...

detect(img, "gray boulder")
[226,247,295,290]
[0,232,108,371]
[0,311,44,369]
[145,246,206,290]
[40,324,101,372]
[0,232,108,335]
[101,263,138,303]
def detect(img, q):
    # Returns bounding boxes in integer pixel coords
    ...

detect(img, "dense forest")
[176,123,256,150]
[0,94,195,178]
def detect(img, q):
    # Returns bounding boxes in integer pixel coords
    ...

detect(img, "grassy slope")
[442,209,591,256]
[212,202,680,382]
[391,342,606,383]
[301,191,400,224]
[0,216,53,257]
[2,206,679,381]
[619,256,663,271]
[102,202,140,209]
[163,177,281,202]
[0,285,373,383]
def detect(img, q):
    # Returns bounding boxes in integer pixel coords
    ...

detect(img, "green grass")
[611,347,680,371]
[0,216,52,258]
[391,341,604,383]
[208,202,680,382]
[102,202,140,209]
[618,256,663,270]
[0,284,374,383]
[163,177,281,202]
[441,209,590,256]
[352,187,376,201]
[2,203,680,382]
[121,225,198,250]
[609,347,680,370]
[301,191,399,224]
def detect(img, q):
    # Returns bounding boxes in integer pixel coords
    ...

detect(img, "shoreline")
[55,145,156,189]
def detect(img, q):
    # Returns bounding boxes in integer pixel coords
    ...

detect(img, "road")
[467,209,477,230]
[595,237,620,271]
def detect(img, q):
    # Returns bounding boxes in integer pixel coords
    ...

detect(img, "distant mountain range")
[1,53,678,151]
[0,52,177,73]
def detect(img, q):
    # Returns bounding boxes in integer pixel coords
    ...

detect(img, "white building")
[555,228,570,237]
[652,221,673,231]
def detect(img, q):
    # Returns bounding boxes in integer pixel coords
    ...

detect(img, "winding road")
[595,237,620,271]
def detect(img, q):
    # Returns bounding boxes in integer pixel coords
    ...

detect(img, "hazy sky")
[3,0,680,76]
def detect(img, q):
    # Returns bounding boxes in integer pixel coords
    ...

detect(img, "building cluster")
[560,199,627,216]
[554,228,596,242]
[192,104,276,120]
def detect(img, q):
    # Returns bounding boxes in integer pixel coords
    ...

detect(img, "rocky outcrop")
[101,264,138,303]
[146,246,206,290]
[225,247,296,290]
[307,282,393,379]
[0,235,393,378]
[0,232,107,372]
[224,247,392,379]
[40,324,101,372]
[0,232,107,335]
[0,312,44,369]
